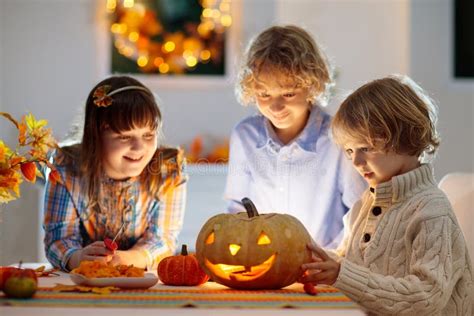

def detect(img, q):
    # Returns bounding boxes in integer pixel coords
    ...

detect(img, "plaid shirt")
[43,149,187,271]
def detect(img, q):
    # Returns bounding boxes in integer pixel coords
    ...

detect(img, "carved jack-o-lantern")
[196,198,312,289]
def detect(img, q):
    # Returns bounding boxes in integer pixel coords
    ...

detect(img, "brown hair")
[236,25,332,106]
[331,75,440,158]
[61,76,180,204]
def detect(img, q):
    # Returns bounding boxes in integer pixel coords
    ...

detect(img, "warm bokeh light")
[202,0,217,7]
[123,46,134,57]
[111,23,123,34]
[200,50,211,61]
[114,39,125,49]
[211,9,221,19]
[123,0,134,8]
[205,21,215,31]
[106,0,117,12]
[183,50,193,59]
[159,63,170,73]
[128,31,139,42]
[197,23,211,37]
[220,2,230,12]
[163,41,176,53]
[137,56,148,67]
[153,57,164,67]
[202,8,212,18]
[109,0,231,74]
[186,56,198,67]
[221,15,232,27]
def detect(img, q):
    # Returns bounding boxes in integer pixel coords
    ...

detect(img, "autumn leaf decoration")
[93,85,113,107]
[0,112,60,204]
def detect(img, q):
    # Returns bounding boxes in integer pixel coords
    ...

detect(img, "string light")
[123,0,134,8]
[107,0,232,74]
[163,41,176,53]
[200,50,211,61]
[137,56,148,67]
[106,0,117,13]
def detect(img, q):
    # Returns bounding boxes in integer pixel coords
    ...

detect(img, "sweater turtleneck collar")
[370,164,436,208]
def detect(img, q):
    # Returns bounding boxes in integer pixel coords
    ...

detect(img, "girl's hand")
[67,241,114,270]
[109,249,148,269]
[299,241,340,286]
[80,241,115,262]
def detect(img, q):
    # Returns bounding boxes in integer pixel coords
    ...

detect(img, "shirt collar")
[256,106,325,153]
[101,174,139,188]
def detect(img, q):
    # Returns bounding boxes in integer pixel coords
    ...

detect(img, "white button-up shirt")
[224,107,367,248]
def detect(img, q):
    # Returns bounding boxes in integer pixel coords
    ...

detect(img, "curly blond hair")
[236,25,332,106]
[331,75,440,159]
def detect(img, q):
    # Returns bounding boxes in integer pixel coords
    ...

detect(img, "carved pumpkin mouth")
[204,254,276,282]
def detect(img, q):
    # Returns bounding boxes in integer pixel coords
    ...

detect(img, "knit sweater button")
[372,206,382,216]
[363,233,371,242]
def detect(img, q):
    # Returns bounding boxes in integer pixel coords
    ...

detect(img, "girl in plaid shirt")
[43,76,187,271]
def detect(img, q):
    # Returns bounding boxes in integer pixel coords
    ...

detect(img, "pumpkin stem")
[181,244,188,256]
[242,197,259,218]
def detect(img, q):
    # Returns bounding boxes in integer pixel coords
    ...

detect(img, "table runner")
[0,286,358,309]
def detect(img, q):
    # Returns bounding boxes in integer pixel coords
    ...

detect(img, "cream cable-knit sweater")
[333,164,473,315]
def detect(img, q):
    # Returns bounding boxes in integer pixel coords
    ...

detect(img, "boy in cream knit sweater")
[299,75,473,315]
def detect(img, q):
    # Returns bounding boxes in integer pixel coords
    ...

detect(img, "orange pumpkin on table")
[158,245,209,286]
[195,198,312,290]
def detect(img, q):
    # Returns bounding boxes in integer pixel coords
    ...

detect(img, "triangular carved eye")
[205,232,215,244]
[257,232,271,245]
[229,244,241,255]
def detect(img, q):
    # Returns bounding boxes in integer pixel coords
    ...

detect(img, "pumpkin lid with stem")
[180,244,189,256]
[242,197,259,218]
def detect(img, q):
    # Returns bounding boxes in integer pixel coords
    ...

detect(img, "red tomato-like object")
[104,238,118,251]
[3,268,38,298]
[0,267,20,290]
[303,282,318,295]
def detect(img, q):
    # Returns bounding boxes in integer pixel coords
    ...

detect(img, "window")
[108,0,233,76]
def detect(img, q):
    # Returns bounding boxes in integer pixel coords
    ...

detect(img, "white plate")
[9,262,54,270]
[70,272,158,289]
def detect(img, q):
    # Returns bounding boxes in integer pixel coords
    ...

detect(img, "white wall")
[0,0,101,265]
[0,0,3,113]
[410,0,474,178]
[276,0,410,114]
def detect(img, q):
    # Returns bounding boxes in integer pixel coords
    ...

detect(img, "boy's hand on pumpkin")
[299,241,340,286]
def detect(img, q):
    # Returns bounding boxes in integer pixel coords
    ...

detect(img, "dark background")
[454,0,474,78]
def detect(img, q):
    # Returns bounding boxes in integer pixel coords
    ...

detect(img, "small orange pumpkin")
[158,245,209,286]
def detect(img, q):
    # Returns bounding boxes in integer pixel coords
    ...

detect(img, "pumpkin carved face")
[196,198,312,289]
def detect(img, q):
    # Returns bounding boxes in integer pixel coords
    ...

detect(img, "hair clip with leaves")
[93,85,151,108]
